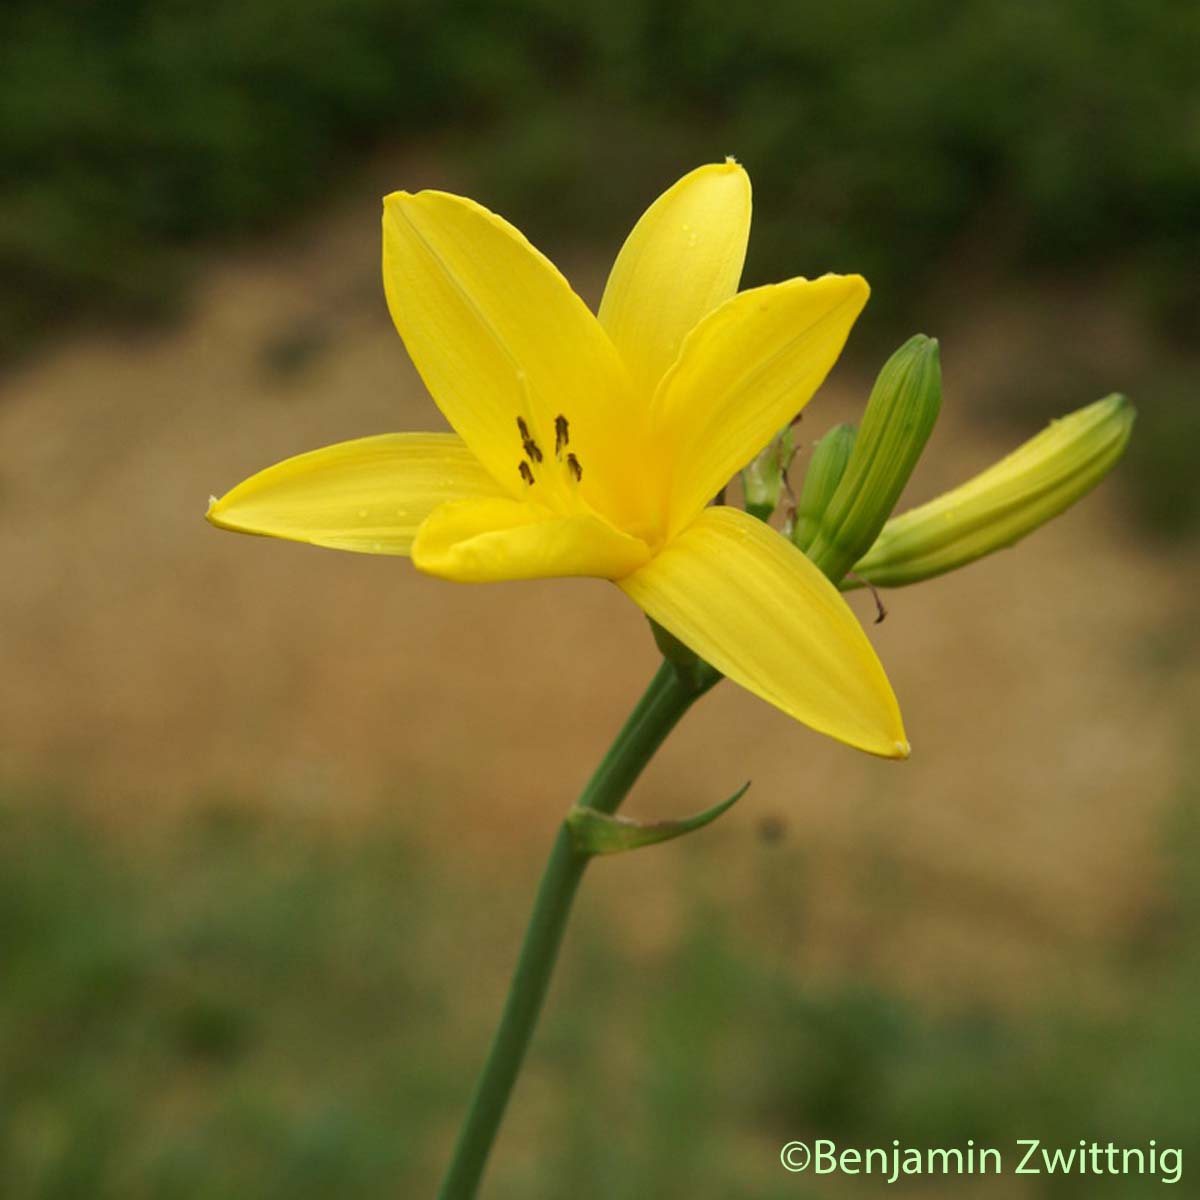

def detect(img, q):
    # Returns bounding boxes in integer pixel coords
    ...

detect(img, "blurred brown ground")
[1,154,1194,1012]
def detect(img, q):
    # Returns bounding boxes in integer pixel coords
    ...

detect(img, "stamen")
[868,582,888,625]
[515,415,544,462]
[781,462,797,508]
[554,415,569,458]
[518,461,535,486]
[566,453,582,482]
[846,571,888,624]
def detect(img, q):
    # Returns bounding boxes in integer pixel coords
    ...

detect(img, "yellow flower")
[207,162,908,758]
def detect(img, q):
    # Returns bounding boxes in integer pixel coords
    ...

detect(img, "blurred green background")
[4,788,1200,1198]
[1,1,1198,1196]
[3,0,1199,534]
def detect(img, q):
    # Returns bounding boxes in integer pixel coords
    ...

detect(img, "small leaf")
[567,782,750,856]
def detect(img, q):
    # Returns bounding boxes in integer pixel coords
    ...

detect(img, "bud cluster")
[739,335,1134,594]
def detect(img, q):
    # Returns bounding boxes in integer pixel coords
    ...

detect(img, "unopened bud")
[742,425,795,522]
[806,335,942,583]
[849,394,1134,589]
[790,423,856,551]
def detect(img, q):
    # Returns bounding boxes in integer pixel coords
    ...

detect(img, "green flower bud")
[848,394,1135,589]
[742,425,795,522]
[806,334,942,583]
[790,423,856,551]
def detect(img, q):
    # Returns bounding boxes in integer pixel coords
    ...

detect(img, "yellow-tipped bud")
[849,394,1135,589]
[791,423,856,551]
[806,335,942,583]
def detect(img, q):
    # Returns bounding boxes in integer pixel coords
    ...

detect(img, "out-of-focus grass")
[3,786,1198,1198]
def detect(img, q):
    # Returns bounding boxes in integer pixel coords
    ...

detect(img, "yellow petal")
[598,161,751,397]
[619,506,908,759]
[206,433,504,555]
[413,497,650,583]
[382,190,646,527]
[653,274,869,537]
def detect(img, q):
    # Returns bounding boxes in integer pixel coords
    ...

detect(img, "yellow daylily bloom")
[208,162,908,759]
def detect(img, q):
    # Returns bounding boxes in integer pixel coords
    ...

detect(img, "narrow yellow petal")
[382,190,645,526]
[206,433,504,555]
[653,274,869,537]
[598,161,751,397]
[413,497,650,583]
[619,507,908,759]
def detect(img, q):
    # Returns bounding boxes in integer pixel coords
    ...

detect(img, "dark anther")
[554,415,569,457]
[519,461,535,486]
[516,416,543,462]
[566,452,582,482]
[847,572,888,624]
[869,584,888,625]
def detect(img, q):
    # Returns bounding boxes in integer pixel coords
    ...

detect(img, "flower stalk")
[435,658,719,1200]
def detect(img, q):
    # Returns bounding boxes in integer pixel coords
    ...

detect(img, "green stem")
[435,659,714,1199]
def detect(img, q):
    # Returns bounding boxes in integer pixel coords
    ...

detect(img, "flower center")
[516,413,582,494]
